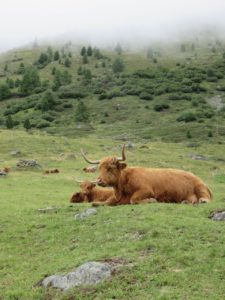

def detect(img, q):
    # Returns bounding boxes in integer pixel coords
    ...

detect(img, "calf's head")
[81,145,127,187]
[79,181,96,196]
[70,192,88,203]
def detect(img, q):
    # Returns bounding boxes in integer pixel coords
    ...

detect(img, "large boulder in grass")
[74,208,97,220]
[41,262,112,291]
[211,211,225,221]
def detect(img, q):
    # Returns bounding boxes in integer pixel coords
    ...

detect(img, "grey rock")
[37,206,59,213]
[189,154,209,161]
[17,159,41,168]
[42,261,112,291]
[125,142,135,149]
[75,208,97,220]
[66,153,77,160]
[212,211,225,221]
[10,150,21,156]
[0,171,7,176]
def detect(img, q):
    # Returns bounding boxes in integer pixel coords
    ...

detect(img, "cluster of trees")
[34,46,72,69]
[52,69,72,91]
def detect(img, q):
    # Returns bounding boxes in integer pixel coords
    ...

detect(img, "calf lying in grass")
[70,180,115,203]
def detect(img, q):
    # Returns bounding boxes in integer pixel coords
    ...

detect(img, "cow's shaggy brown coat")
[81,147,212,206]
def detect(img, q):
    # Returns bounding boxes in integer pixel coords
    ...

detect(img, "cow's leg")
[92,196,119,206]
[199,198,211,204]
[130,190,156,205]
[183,194,198,204]
[195,185,212,203]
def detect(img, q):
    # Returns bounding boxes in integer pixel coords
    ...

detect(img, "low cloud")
[1,0,225,52]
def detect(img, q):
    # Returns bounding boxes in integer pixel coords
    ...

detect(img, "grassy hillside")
[0,40,225,142]
[0,130,225,299]
[0,39,225,299]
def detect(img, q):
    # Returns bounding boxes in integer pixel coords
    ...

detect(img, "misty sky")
[1,0,225,52]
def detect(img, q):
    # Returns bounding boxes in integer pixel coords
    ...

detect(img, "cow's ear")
[118,162,127,170]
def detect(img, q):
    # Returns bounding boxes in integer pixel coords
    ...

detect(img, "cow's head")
[70,192,88,203]
[81,145,127,187]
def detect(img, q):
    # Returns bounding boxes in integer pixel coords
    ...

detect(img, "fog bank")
[1,0,225,52]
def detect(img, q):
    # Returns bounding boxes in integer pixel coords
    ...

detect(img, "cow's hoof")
[181,200,190,204]
[199,198,210,204]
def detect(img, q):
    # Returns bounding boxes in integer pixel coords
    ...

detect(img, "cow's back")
[121,167,207,202]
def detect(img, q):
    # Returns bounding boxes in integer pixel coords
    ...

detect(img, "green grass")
[0,130,225,299]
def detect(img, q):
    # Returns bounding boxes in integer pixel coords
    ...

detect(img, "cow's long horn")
[80,149,100,164]
[75,179,99,184]
[75,179,84,183]
[117,144,126,161]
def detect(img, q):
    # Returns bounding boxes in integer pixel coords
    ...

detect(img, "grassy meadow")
[0,129,225,299]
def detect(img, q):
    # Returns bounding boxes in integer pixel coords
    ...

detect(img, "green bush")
[63,103,73,108]
[177,112,197,122]
[168,93,191,101]
[42,114,55,122]
[36,120,51,128]
[139,92,153,100]
[154,103,170,111]
[58,85,86,99]
[98,93,107,100]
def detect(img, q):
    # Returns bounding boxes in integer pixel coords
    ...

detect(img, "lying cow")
[81,145,212,205]
[44,169,60,174]
[83,166,98,173]
[70,180,115,203]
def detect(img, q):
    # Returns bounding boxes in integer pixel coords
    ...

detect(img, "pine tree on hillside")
[75,100,89,122]
[47,46,53,62]
[6,115,14,129]
[87,46,93,56]
[0,83,11,100]
[64,57,71,68]
[24,118,31,130]
[82,54,88,64]
[19,66,40,95]
[80,47,86,56]
[112,57,124,73]
[54,50,60,61]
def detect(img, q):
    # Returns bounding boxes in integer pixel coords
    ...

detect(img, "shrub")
[42,113,55,122]
[133,70,155,79]
[186,131,192,139]
[63,103,73,108]
[58,85,86,99]
[139,92,153,100]
[168,93,191,101]
[98,93,107,100]
[177,112,197,122]
[208,131,213,137]
[154,103,170,111]
[36,120,51,128]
